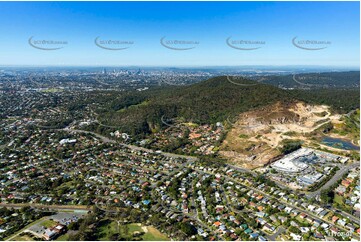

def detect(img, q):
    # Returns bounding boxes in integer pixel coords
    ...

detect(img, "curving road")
[306,161,360,199]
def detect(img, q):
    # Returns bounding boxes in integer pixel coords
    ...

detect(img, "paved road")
[195,168,360,240]
[336,207,360,225]
[45,127,360,238]
[226,75,258,86]
[227,164,257,176]
[5,211,87,241]
[0,203,91,211]
[237,180,360,240]
[67,128,358,204]
[267,226,285,241]
[65,128,197,162]
[292,74,313,87]
[307,161,360,198]
[5,216,48,241]
[306,161,361,224]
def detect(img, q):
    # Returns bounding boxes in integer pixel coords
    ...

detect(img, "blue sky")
[0,1,359,67]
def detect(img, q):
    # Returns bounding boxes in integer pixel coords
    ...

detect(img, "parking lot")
[26,211,86,238]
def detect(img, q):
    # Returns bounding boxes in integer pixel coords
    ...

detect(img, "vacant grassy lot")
[143,226,169,241]
[40,219,57,228]
[96,220,169,241]
[334,194,344,205]
[56,233,70,241]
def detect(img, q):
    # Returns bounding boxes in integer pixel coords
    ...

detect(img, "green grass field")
[142,226,169,241]
[40,219,57,228]
[56,233,70,241]
[117,101,149,113]
[96,220,118,240]
[96,220,169,241]
[334,194,344,205]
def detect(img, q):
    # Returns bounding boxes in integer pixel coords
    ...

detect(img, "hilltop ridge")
[99,76,294,135]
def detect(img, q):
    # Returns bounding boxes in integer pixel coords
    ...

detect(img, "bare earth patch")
[220,101,343,169]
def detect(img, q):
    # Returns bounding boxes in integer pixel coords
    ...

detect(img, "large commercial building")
[271,148,314,173]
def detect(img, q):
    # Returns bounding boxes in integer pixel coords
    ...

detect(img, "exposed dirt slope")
[220,101,342,169]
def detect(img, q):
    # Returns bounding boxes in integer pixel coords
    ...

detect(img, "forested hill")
[97,76,359,136]
[98,76,291,135]
[158,76,292,123]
